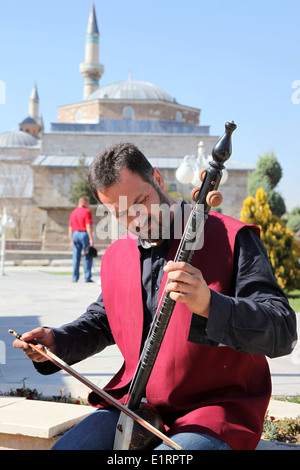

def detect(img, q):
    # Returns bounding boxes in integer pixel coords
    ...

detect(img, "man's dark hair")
[88,142,154,202]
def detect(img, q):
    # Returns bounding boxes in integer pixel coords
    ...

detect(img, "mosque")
[0,4,253,252]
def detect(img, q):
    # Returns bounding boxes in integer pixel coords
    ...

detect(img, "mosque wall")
[57,99,200,125]
[33,166,76,206]
[40,132,217,159]
[57,101,101,124]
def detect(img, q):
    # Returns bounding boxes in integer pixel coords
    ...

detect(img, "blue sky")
[0,0,299,210]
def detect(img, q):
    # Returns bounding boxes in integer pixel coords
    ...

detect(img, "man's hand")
[13,327,56,363]
[164,261,211,318]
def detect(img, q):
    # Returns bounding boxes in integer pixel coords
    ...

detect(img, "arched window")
[75,109,83,123]
[123,106,134,120]
[175,111,183,122]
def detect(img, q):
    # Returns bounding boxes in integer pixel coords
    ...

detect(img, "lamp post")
[0,207,15,276]
[176,141,229,187]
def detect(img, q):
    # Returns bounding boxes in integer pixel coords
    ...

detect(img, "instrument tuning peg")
[190,187,200,202]
[206,190,223,207]
[198,167,207,182]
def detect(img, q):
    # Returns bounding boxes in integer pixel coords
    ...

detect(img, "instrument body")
[114,402,164,450]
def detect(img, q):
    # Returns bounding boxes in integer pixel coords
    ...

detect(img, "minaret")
[29,83,39,121]
[19,84,43,136]
[80,2,104,100]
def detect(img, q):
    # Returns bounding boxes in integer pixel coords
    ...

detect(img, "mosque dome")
[0,130,40,147]
[87,78,176,103]
[19,117,38,126]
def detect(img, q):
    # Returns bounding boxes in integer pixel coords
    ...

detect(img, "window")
[75,109,83,123]
[123,106,134,120]
[175,111,183,122]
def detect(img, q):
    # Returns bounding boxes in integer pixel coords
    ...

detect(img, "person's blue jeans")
[51,408,232,450]
[72,231,93,282]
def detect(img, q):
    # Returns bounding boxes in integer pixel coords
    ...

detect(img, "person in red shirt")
[69,196,94,282]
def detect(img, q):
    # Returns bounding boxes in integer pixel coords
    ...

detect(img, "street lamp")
[176,141,229,187]
[175,156,195,184]
[0,207,15,276]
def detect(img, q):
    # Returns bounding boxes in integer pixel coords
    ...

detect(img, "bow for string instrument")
[113,121,237,450]
[8,329,181,450]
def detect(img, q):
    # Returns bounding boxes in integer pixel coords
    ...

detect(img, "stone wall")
[57,99,200,125]
[33,167,76,207]
[40,206,113,251]
[40,132,217,159]
[0,146,40,161]
[211,170,251,219]
[57,101,101,124]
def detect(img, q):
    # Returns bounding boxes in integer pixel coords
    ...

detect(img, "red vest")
[90,212,271,450]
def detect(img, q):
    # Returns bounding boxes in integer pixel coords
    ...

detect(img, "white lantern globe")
[219,169,228,186]
[176,161,194,184]
[191,169,202,187]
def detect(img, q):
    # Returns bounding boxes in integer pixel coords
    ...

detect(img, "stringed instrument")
[113,121,237,449]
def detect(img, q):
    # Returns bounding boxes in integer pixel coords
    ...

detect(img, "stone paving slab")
[268,398,300,420]
[256,439,300,450]
[0,396,93,439]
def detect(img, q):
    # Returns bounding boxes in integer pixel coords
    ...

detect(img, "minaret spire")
[19,83,43,136]
[80,2,104,100]
[29,83,39,121]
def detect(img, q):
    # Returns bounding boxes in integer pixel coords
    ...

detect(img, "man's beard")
[135,184,171,245]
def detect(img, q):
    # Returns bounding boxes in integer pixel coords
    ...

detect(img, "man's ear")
[153,167,165,190]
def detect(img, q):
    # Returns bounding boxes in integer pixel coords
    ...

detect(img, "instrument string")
[124,204,196,406]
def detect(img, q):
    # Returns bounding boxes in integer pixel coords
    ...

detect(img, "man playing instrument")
[13,142,297,450]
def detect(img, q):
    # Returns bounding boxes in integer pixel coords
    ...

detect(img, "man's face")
[97,168,172,244]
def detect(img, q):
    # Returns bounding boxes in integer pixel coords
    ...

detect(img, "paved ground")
[0,265,123,399]
[1,265,299,402]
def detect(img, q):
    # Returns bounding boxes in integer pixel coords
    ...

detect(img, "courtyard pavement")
[0,265,299,401]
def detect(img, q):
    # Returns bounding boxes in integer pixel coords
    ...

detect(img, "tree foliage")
[247,152,286,217]
[286,207,300,234]
[165,183,190,203]
[69,156,98,205]
[241,188,300,292]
